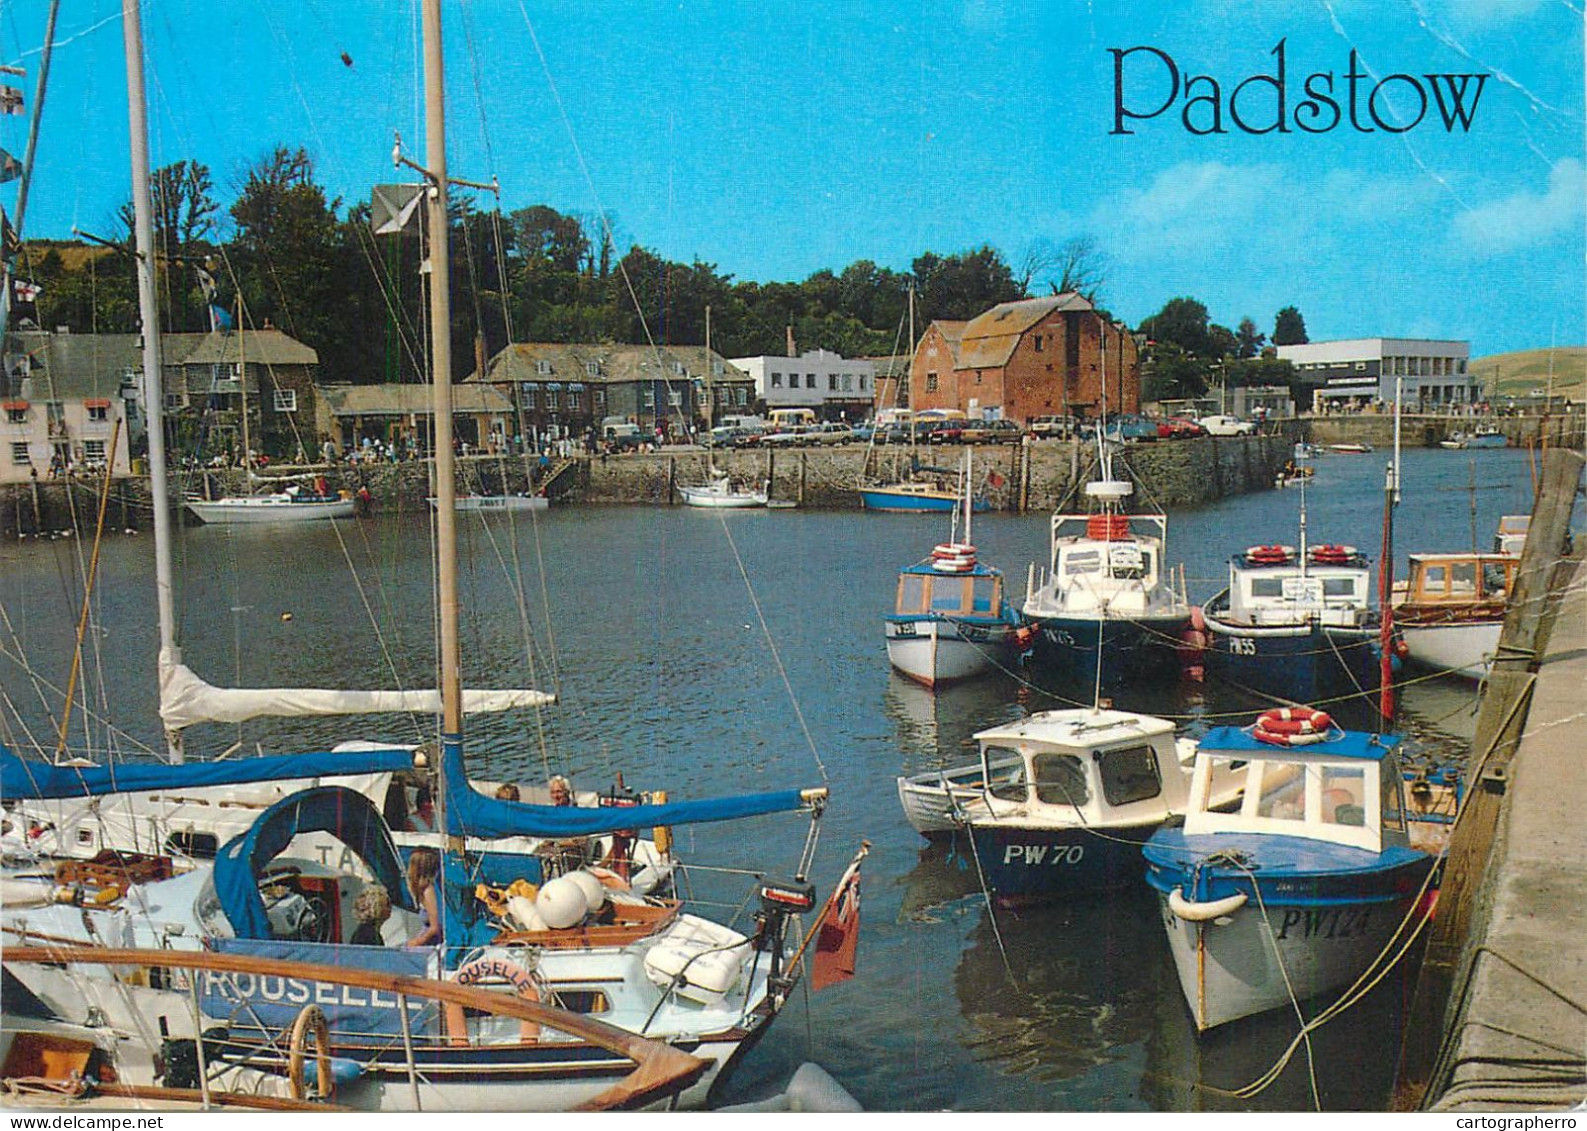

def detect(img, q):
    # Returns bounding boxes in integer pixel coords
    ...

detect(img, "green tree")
[1235,316,1265,359]
[1273,305,1308,345]
[912,246,1021,321]
[1138,296,1212,358]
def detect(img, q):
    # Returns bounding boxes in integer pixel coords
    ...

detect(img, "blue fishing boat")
[1143,721,1437,1031]
[1200,542,1391,705]
[860,474,990,513]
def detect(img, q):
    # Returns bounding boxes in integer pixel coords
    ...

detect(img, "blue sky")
[1,0,1580,356]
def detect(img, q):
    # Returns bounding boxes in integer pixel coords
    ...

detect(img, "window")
[594,389,608,411]
[1250,578,1285,598]
[10,441,29,465]
[1033,753,1089,806]
[1320,766,1367,827]
[805,374,816,389]
[4,406,24,424]
[273,388,298,413]
[828,375,838,391]
[87,404,109,422]
[925,372,939,393]
[164,393,184,411]
[83,440,107,464]
[1450,561,1477,594]
[1423,565,1447,594]
[567,390,582,412]
[897,574,928,615]
[1322,578,1356,598]
[1253,760,1305,821]
[585,360,601,377]
[734,388,747,406]
[546,390,560,409]
[642,388,655,409]
[859,374,869,391]
[672,361,685,376]
[668,389,684,408]
[930,577,970,614]
[1063,548,1101,576]
[1033,334,1044,352]
[770,372,782,389]
[1099,745,1162,806]
[971,577,998,614]
[988,749,1028,802]
[537,359,552,375]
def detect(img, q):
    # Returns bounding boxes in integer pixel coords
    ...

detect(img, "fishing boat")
[884,455,1026,687]
[1200,543,1391,706]
[1392,551,1517,679]
[894,708,1243,901]
[1143,717,1437,1031]
[678,472,768,509]
[186,484,355,524]
[1020,448,1192,678]
[1439,425,1507,450]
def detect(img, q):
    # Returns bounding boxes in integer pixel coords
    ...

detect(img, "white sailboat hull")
[884,619,1011,687]
[186,495,355,524]
[678,485,768,508]
[428,495,549,512]
[1399,619,1502,680]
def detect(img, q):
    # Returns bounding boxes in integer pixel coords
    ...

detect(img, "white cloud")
[1452,158,1585,255]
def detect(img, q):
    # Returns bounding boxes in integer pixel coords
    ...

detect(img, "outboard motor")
[753,878,815,987]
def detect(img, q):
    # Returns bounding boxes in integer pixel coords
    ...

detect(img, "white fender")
[1168,888,1248,922]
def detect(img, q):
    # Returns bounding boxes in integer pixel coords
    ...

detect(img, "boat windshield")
[898,573,1002,616]
[1099,744,1162,806]
[1032,753,1089,807]
[987,747,1028,802]
[1191,753,1385,851]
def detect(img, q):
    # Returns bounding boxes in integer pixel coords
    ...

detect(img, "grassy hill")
[1468,347,1586,403]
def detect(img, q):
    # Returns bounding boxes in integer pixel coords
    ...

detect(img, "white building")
[2,332,140,483]
[729,349,875,421]
[1278,338,1475,410]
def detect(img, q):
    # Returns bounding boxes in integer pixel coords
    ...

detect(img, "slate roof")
[319,383,515,417]
[468,342,749,385]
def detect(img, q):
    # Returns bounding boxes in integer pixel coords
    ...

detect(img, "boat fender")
[287,1005,334,1102]
[1010,626,1036,653]
[1167,889,1248,922]
[446,957,541,1046]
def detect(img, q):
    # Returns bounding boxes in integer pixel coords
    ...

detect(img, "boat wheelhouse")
[1143,724,1436,1031]
[1201,544,1388,706]
[1393,551,1517,679]
[895,709,1242,901]
[1021,476,1191,678]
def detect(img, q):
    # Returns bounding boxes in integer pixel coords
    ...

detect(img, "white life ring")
[445,957,541,1046]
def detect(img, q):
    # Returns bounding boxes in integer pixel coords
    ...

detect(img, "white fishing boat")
[895,709,1243,901]
[1439,425,1507,450]
[884,454,1026,687]
[1392,551,1517,679]
[678,473,768,508]
[1326,442,1373,454]
[1143,719,1437,1031]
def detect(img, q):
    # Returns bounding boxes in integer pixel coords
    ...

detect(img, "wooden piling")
[798,451,807,506]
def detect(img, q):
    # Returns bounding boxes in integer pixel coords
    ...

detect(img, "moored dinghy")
[1143,717,1437,1031]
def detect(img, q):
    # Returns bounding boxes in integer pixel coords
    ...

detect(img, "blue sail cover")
[215,786,416,940]
[204,938,432,1038]
[0,744,416,801]
[1198,726,1400,761]
[439,740,810,838]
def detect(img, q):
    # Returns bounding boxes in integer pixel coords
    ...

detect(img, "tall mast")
[236,300,252,484]
[122,0,182,761]
[422,0,463,740]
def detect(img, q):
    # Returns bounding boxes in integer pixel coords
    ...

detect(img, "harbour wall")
[0,434,1295,536]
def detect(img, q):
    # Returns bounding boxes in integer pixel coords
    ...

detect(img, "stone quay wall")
[1,434,1296,537]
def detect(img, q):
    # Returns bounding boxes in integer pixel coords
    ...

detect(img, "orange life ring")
[933,542,976,559]
[1309,544,1354,565]
[1252,707,1334,746]
[1086,515,1130,541]
[1246,544,1291,565]
[445,957,541,1047]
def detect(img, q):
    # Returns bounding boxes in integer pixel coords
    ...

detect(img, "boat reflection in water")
[884,672,1029,778]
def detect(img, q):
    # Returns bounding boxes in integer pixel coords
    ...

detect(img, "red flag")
[811,847,867,991]
[987,469,1006,489]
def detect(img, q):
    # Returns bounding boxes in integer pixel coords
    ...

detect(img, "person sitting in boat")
[495,782,521,802]
[406,787,437,833]
[351,884,391,946]
[404,848,442,948]
[548,775,573,806]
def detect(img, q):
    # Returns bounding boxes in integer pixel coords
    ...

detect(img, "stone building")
[467,343,753,438]
[171,328,321,459]
[316,383,516,455]
[906,294,1139,424]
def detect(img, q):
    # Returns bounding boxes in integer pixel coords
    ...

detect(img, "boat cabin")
[1185,728,1409,854]
[894,562,1005,620]
[1223,545,1372,627]
[1400,552,1515,615]
[966,710,1189,825]
[1494,515,1530,555]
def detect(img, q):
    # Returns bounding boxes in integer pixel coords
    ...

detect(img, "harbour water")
[0,445,1539,1110]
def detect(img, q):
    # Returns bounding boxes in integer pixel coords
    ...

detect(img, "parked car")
[960,419,1025,444]
[814,422,855,445]
[1198,414,1255,436]
[1156,416,1207,440]
[602,421,647,450]
[1080,414,1158,443]
[1030,415,1077,439]
[926,420,965,444]
[761,425,819,447]
[706,426,746,447]
[851,422,877,443]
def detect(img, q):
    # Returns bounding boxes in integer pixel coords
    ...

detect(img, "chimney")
[786,326,796,358]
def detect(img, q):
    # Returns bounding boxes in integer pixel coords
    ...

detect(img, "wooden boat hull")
[883,617,1016,687]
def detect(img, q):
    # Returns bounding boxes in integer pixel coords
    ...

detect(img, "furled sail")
[158,649,555,732]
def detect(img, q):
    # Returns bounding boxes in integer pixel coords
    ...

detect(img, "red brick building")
[906,294,1139,423]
